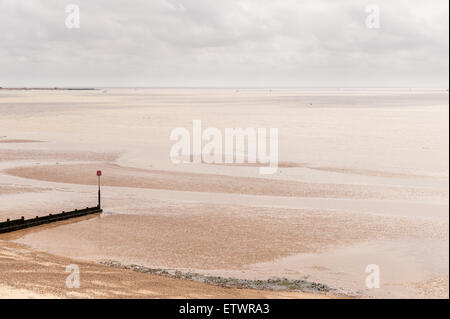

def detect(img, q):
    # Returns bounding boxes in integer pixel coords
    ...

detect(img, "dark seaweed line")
[100,260,342,295]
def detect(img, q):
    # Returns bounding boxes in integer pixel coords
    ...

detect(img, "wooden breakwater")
[0,206,102,234]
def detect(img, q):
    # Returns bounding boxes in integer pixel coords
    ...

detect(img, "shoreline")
[0,215,346,299]
[0,239,342,299]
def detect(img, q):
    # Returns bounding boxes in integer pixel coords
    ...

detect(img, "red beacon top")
[97,170,102,177]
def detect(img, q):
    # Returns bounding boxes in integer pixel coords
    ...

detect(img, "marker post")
[97,170,102,208]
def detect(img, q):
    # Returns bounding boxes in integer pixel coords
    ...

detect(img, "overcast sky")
[0,0,448,87]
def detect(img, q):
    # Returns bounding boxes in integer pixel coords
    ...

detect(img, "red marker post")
[97,170,102,208]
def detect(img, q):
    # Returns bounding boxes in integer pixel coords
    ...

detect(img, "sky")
[0,0,448,87]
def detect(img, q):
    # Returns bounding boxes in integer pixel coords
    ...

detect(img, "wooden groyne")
[0,206,102,234]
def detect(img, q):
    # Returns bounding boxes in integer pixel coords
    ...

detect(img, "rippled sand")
[0,88,448,298]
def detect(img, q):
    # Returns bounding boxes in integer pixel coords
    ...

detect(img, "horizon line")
[1,86,449,90]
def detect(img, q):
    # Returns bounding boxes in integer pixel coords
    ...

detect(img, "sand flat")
[0,88,448,298]
[13,207,447,269]
[5,163,448,201]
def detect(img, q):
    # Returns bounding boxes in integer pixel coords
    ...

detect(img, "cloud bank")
[0,0,448,87]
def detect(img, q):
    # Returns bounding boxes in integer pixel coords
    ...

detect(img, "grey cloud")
[0,0,448,87]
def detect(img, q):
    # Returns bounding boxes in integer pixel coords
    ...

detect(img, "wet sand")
[12,207,446,269]
[0,240,330,299]
[0,88,448,298]
[0,139,43,144]
[6,163,447,201]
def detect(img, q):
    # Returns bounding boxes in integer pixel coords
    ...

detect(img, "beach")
[0,88,448,298]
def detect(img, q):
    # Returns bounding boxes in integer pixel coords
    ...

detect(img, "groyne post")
[97,170,102,208]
